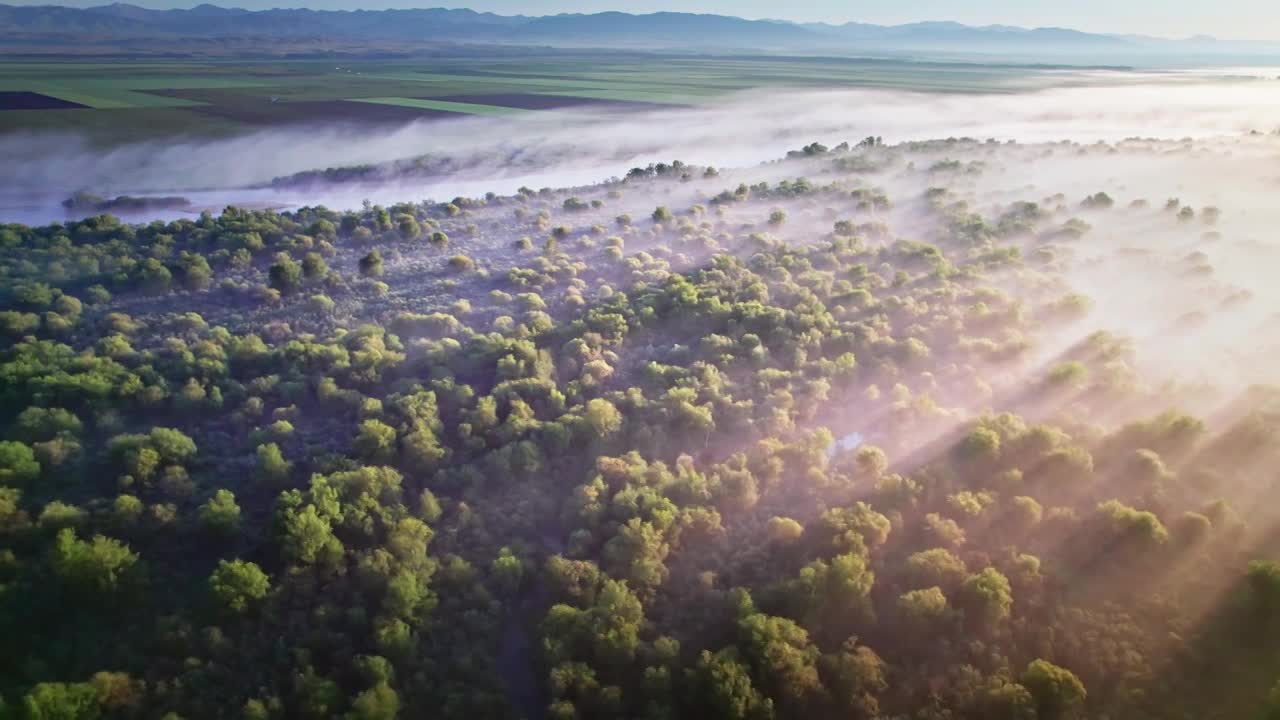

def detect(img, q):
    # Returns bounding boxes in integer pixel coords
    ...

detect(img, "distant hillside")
[804,20,1133,52]
[0,3,527,40]
[0,3,1276,57]
[512,11,817,48]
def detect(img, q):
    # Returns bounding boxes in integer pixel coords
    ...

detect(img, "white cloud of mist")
[957,139,1280,395]
[2,71,1278,405]
[580,125,1280,408]
[2,75,1279,223]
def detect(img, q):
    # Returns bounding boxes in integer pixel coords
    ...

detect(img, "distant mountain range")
[1,3,1277,58]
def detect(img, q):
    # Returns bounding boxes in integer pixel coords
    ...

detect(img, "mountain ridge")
[0,3,1276,56]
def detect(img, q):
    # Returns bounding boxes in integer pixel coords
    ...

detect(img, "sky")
[7,0,1279,41]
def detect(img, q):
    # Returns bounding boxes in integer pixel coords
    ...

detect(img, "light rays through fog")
[3,75,1279,224]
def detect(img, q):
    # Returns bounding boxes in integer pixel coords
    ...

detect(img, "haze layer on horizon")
[2,0,1277,43]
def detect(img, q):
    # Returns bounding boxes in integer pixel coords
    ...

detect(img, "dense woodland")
[1,137,1279,720]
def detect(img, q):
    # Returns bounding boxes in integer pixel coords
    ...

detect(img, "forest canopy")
[1,134,1279,720]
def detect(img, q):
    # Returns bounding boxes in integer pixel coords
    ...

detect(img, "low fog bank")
[717,134,1280,404]
[2,73,1280,226]
[3,68,1279,411]
[408,123,1280,419]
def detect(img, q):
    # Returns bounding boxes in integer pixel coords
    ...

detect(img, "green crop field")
[349,97,529,116]
[28,86,207,109]
[0,51,1070,143]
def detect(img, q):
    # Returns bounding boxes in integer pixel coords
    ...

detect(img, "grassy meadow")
[0,52,1068,143]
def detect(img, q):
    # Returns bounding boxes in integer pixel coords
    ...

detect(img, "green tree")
[112,494,143,527]
[147,427,197,463]
[603,518,670,592]
[346,684,399,720]
[766,516,803,544]
[138,258,172,292]
[89,672,141,713]
[417,489,442,523]
[268,254,303,293]
[177,251,213,290]
[0,441,40,487]
[492,547,524,595]
[810,502,891,555]
[359,250,385,278]
[209,559,271,612]
[983,681,1037,720]
[897,586,950,625]
[1022,659,1086,719]
[818,641,886,719]
[199,489,242,536]
[904,548,967,589]
[692,649,776,720]
[256,442,293,485]
[176,378,207,410]
[22,682,100,720]
[14,407,82,442]
[302,252,329,279]
[281,505,344,567]
[401,427,445,469]
[50,529,140,595]
[737,613,822,711]
[958,567,1014,627]
[396,214,421,240]
[582,398,623,439]
[355,419,398,464]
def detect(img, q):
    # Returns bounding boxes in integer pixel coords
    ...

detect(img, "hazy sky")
[11,0,1280,41]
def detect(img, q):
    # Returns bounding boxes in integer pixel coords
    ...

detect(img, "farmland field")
[350,96,529,116]
[0,51,1130,143]
[0,90,86,110]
